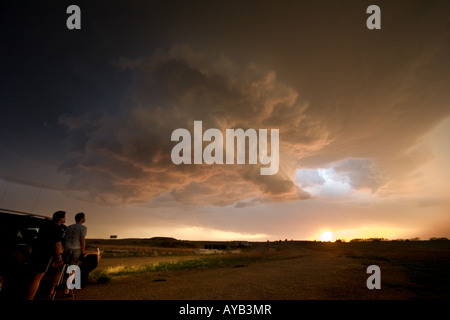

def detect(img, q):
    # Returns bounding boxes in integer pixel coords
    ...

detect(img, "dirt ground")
[54,243,423,300]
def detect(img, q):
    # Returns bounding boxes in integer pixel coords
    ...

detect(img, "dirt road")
[68,247,415,300]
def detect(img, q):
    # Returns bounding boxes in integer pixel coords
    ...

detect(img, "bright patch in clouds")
[296,167,351,197]
[295,158,386,201]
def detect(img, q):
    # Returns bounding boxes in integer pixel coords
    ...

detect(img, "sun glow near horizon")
[318,231,334,242]
[311,225,419,242]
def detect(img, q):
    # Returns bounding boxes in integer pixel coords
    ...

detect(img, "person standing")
[63,212,87,296]
[27,210,66,300]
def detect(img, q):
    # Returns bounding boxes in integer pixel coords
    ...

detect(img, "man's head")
[52,210,66,224]
[75,212,85,224]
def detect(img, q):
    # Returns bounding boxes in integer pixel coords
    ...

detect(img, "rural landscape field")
[39,237,450,300]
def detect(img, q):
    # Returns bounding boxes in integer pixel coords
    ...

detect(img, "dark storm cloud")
[333,159,387,193]
[56,0,450,207]
[58,45,325,205]
[2,0,450,225]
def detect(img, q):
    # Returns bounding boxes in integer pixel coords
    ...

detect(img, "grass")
[335,240,450,299]
[99,245,196,258]
[89,254,270,283]
[393,255,450,299]
[87,239,450,299]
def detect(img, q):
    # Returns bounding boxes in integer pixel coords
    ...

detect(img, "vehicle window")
[17,227,40,242]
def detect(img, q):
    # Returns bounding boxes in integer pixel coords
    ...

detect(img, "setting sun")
[318,231,334,242]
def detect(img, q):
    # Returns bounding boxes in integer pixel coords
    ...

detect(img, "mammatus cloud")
[58,45,327,206]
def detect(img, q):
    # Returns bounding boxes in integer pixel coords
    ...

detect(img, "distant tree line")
[343,237,449,242]
[349,238,389,242]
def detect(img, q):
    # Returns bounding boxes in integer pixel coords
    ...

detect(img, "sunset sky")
[1,0,449,241]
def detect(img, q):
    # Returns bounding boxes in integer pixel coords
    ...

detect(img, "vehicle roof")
[0,208,52,242]
[0,208,51,220]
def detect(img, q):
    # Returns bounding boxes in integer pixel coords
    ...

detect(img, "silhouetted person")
[63,212,87,296]
[27,211,66,300]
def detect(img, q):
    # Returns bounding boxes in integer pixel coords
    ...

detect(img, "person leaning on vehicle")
[26,210,66,300]
[63,212,87,296]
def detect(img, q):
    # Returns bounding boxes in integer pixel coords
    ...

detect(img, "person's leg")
[63,269,77,296]
[64,249,81,295]
[26,273,45,300]
[49,268,62,297]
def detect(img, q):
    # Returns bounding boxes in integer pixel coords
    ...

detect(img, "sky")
[1,0,450,241]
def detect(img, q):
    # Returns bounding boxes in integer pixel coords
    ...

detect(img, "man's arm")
[80,236,86,255]
[55,241,63,263]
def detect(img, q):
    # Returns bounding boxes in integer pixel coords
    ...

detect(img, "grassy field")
[86,238,450,299]
[282,239,450,299]
[333,240,450,299]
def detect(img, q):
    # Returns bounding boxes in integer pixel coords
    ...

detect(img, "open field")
[48,238,450,300]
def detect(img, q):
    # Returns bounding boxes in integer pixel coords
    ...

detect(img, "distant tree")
[368,238,388,242]
[429,237,449,241]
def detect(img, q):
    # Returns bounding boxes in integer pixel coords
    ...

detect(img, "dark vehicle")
[0,209,101,299]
